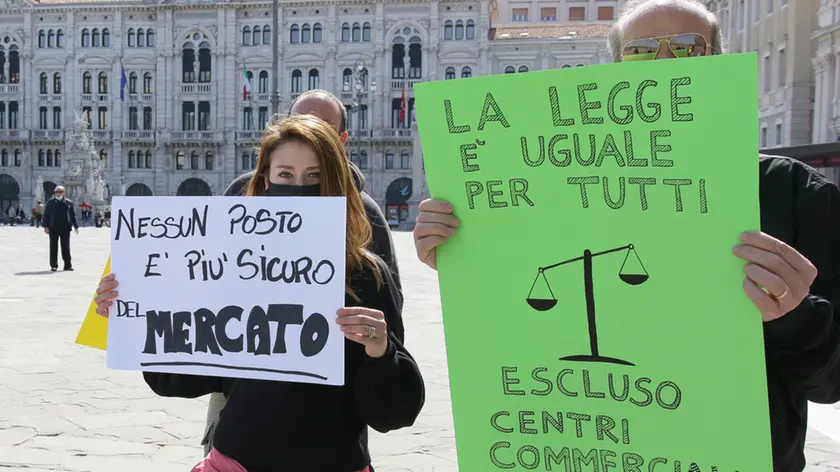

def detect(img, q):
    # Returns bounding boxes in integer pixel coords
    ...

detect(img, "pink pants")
[192,448,372,472]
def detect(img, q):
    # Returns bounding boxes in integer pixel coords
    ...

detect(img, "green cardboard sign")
[414,54,772,471]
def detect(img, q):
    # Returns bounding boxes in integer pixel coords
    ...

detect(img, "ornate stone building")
[0,0,614,225]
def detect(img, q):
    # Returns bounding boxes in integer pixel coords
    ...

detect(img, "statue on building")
[61,111,108,210]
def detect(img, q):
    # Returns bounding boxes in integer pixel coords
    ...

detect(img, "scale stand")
[525,244,649,367]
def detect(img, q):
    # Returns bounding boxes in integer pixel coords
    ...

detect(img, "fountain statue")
[62,111,108,209]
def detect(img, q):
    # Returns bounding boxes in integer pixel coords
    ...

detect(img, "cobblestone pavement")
[1,225,840,471]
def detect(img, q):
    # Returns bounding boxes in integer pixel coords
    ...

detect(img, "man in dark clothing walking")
[42,185,79,272]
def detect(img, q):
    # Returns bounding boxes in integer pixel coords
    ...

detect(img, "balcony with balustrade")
[163,130,225,146]
[0,84,20,95]
[121,130,156,142]
[31,130,65,142]
[0,129,29,141]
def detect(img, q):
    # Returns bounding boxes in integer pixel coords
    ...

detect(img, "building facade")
[0,0,612,226]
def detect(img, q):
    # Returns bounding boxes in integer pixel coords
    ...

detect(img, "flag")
[399,87,407,127]
[119,63,127,102]
[242,64,251,101]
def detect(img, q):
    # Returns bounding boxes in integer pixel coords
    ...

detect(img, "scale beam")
[539,244,632,272]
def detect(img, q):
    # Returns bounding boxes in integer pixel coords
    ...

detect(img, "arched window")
[262,25,271,45]
[400,150,410,169]
[53,73,61,94]
[342,68,353,87]
[146,29,155,47]
[1,150,7,167]
[46,150,53,167]
[102,28,111,47]
[290,24,300,44]
[205,152,214,171]
[39,73,48,94]
[92,28,100,47]
[143,73,153,94]
[253,26,261,45]
[242,26,251,45]
[128,72,137,94]
[461,66,472,78]
[55,150,61,167]
[38,149,45,167]
[313,23,323,43]
[504,66,515,74]
[444,21,453,40]
[385,151,394,169]
[445,67,456,80]
[82,72,92,94]
[258,70,269,94]
[98,72,108,94]
[137,28,144,47]
[455,20,465,40]
[341,23,350,42]
[14,149,21,167]
[362,22,372,41]
[57,30,64,48]
[308,69,319,90]
[176,151,185,170]
[81,28,90,47]
[128,151,136,168]
[99,149,107,166]
[48,29,55,47]
[128,28,136,47]
[466,20,475,39]
[197,42,212,83]
[291,69,302,93]
[38,30,46,48]
[190,151,199,170]
[145,151,152,168]
[518,65,529,73]
[301,24,311,43]
[561,64,572,69]
[242,152,251,170]
[352,22,361,42]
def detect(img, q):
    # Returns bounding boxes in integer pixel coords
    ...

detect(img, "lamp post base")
[560,354,634,366]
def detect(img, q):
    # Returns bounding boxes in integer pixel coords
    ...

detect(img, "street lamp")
[342,60,376,163]
[270,0,281,116]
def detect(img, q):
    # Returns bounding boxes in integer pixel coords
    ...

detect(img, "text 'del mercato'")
[105,196,348,386]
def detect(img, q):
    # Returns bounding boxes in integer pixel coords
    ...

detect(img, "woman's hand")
[336,307,389,358]
[413,198,460,270]
[93,274,119,318]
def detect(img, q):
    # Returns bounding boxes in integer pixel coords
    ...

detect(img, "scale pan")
[619,273,649,285]
[527,298,557,311]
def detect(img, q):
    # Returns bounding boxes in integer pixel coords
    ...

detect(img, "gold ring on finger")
[774,285,790,300]
[367,326,376,340]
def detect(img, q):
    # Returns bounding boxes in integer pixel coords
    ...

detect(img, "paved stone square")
[1,225,840,471]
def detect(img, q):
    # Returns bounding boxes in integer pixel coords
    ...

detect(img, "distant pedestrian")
[6,205,16,226]
[42,186,79,272]
[32,200,44,228]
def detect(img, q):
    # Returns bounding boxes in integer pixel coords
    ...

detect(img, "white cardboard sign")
[106,196,347,386]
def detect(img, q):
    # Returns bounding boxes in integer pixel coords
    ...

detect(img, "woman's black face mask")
[265,183,321,197]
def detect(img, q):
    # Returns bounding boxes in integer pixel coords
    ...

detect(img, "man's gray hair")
[607,0,725,62]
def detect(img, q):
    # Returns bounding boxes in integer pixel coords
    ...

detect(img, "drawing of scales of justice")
[525,244,650,367]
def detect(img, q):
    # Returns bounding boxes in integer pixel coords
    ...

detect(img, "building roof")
[762,142,840,167]
[489,23,611,41]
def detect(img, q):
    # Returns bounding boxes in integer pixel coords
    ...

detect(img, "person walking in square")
[42,186,79,272]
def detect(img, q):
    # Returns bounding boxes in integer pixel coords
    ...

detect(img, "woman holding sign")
[94,115,425,472]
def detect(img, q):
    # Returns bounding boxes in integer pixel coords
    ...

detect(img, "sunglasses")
[622,33,709,62]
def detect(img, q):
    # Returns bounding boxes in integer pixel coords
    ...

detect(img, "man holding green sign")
[413,0,840,471]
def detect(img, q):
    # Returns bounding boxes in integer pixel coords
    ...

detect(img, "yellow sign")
[74,257,110,350]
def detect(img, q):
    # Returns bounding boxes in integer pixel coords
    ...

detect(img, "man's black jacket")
[42,197,79,232]
[222,161,402,294]
[759,155,840,471]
